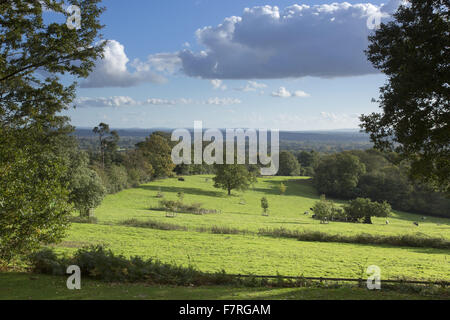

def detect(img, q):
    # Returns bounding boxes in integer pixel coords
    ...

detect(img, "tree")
[278,151,301,176]
[279,182,287,195]
[213,164,256,195]
[297,150,320,168]
[311,195,345,222]
[93,123,119,169]
[138,133,175,178]
[344,198,391,224]
[261,197,269,215]
[69,167,106,217]
[314,152,366,198]
[361,0,449,192]
[0,0,104,262]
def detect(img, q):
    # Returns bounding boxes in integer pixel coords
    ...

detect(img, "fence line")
[227,274,450,286]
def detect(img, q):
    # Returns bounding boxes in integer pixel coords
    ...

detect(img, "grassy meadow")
[52,175,449,281]
[3,175,449,300]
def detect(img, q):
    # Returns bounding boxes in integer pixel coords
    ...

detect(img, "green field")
[51,175,449,281]
[4,175,448,300]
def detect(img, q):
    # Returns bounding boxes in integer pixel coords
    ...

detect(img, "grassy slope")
[0,273,444,300]
[95,176,450,238]
[51,175,450,281]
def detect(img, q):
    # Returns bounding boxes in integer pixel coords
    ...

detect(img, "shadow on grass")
[138,185,225,198]
[252,178,319,199]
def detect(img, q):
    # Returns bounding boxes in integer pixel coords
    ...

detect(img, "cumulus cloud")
[235,81,267,92]
[75,96,240,108]
[211,79,227,90]
[81,40,167,88]
[178,2,400,79]
[271,87,310,98]
[146,53,182,74]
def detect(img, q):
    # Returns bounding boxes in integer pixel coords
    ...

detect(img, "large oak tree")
[0,0,104,263]
[361,0,449,193]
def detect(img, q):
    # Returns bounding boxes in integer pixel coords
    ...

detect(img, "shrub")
[156,200,219,215]
[257,228,450,250]
[120,219,187,231]
[28,248,66,275]
[344,198,391,224]
[106,165,129,194]
[261,197,269,216]
[311,195,345,221]
[68,216,98,224]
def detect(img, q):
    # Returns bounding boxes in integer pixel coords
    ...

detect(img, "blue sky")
[63,0,398,130]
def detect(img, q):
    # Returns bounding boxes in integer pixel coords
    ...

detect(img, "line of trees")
[314,150,450,218]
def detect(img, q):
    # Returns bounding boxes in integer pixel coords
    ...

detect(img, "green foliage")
[213,163,256,195]
[278,151,301,176]
[105,165,129,194]
[344,198,391,224]
[138,133,175,178]
[279,183,287,195]
[0,138,72,263]
[311,195,345,221]
[157,199,219,215]
[69,166,106,217]
[361,0,450,193]
[258,228,450,250]
[68,216,98,224]
[314,149,450,218]
[0,0,104,263]
[93,123,120,168]
[314,152,366,198]
[260,197,269,215]
[28,245,234,285]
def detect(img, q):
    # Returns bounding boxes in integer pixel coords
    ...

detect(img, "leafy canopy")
[361,0,449,192]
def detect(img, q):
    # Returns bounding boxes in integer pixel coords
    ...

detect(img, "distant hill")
[74,127,372,152]
[74,128,370,142]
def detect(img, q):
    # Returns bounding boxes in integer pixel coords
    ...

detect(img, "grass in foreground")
[0,273,446,300]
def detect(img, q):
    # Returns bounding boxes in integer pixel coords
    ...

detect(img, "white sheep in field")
[385,220,390,225]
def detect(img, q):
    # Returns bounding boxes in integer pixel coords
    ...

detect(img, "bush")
[120,219,187,231]
[68,216,98,224]
[156,200,220,215]
[258,228,450,249]
[28,248,66,275]
[344,198,391,224]
[106,165,129,194]
[311,195,346,221]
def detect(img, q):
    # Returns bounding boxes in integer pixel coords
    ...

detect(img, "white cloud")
[320,112,360,123]
[271,87,310,98]
[75,96,139,108]
[204,97,242,105]
[211,79,227,90]
[145,53,182,74]
[292,90,310,98]
[75,96,241,108]
[81,40,167,88]
[235,81,267,92]
[178,2,400,79]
